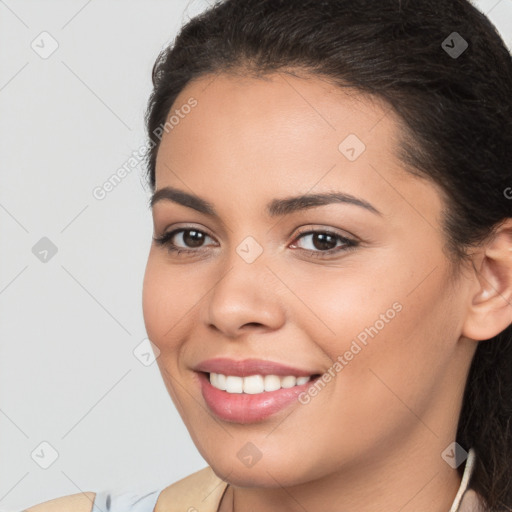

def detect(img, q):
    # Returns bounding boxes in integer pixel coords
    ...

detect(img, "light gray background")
[1,0,511,510]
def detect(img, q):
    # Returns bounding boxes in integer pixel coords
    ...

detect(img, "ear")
[461,219,512,341]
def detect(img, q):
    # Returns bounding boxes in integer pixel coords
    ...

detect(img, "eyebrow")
[150,186,382,217]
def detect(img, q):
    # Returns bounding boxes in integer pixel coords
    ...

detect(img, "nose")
[201,248,287,339]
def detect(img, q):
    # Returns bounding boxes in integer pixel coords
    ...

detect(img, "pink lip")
[193,358,321,424]
[193,357,318,377]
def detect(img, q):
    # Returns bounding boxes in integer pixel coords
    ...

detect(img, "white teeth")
[209,373,312,393]
[216,373,227,390]
[225,375,243,393]
[281,376,297,388]
[210,372,227,390]
[243,375,264,394]
[264,375,281,392]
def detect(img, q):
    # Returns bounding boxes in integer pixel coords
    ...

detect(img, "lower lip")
[197,372,320,424]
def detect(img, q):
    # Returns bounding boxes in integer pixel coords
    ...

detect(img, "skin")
[142,71,512,512]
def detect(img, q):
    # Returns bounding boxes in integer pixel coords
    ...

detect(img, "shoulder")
[22,467,228,512]
[155,466,228,512]
[24,492,96,512]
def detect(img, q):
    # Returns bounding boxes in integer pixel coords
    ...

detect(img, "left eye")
[290,230,358,256]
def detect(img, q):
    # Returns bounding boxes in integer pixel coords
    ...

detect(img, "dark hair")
[144,1,512,509]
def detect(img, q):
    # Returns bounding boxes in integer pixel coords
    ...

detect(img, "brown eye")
[310,232,338,251]
[180,229,207,248]
[291,229,359,258]
[153,228,216,255]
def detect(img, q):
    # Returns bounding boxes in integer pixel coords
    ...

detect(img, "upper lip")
[194,358,320,377]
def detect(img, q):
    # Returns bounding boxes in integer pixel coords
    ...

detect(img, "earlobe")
[461,219,512,341]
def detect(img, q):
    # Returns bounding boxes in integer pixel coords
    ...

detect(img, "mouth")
[196,371,323,423]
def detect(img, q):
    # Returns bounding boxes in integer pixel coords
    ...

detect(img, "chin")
[206,452,317,489]
[215,467,295,488]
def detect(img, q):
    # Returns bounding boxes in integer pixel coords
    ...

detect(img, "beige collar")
[154,464,228,512]
[155,448,482,512]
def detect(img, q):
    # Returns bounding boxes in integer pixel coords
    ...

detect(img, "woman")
[26,0,512,511]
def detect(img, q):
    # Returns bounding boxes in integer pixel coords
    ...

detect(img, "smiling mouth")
[196,370,324,423]
[202,371,322,394]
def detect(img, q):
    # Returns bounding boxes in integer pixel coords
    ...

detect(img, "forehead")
[156,71,400,176]
[165,71,396,148]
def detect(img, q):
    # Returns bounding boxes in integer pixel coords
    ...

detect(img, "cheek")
[142,255,182,347]
[142,258,193,405]
[282,263,457,463]
[290,249,456,401]
[284,255,405,350]
[142,258,162,341]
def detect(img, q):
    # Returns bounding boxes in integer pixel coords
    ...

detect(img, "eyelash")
[153,226,359,259]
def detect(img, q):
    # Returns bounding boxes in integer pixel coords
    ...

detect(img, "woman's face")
[142,72,476,487]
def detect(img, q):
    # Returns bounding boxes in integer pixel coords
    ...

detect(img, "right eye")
[153,227,217,255]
